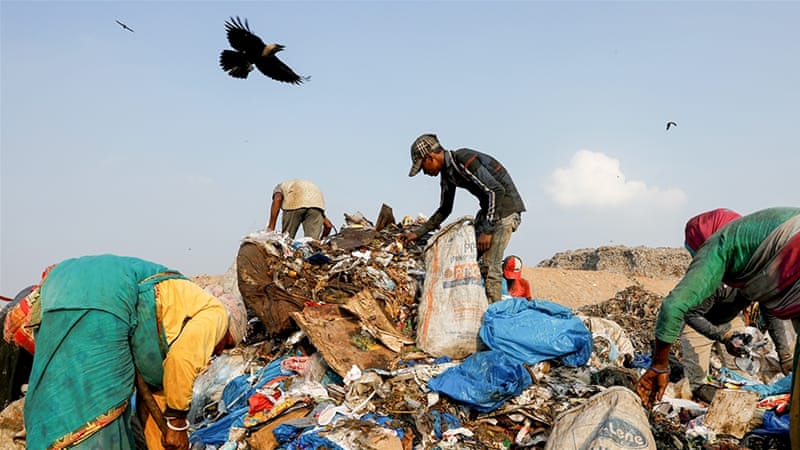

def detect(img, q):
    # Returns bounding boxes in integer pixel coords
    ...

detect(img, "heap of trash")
[0,206,793,450]
[176,206,792,449]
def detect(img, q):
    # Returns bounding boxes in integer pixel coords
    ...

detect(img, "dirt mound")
[537,245,691,279]
[522,245,689,311]
[523,266,680,311]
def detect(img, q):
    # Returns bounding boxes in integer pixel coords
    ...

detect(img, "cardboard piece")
[291,304,396,378]
[329,228,378,251]
[342,290,413,353]
[247,405,312,450]
[374,204,396,232]
[703,389,760,439]
[322,420,404,450]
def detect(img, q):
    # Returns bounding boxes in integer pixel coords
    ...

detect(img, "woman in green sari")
[23,254,247,450]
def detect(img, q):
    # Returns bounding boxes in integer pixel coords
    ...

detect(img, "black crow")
[666,121,677,130]
[220,16,309,84]
[115,20,134,33]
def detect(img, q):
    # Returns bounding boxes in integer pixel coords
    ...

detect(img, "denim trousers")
[479,212,521,303]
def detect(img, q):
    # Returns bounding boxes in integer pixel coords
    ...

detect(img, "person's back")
[664,207,800,327]
[268,179,331,239]
[23,254,244,450]
[447,149,525,230]
[276,179,325,211]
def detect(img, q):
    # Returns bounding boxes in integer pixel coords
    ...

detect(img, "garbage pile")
[577,285,665,355]
[0,213,792,449]
[228,209,432,382]
[176,211,791,450]
[576,287,793,449]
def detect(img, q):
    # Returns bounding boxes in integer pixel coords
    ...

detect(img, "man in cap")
[503,255,532,300]
[403,133,526,302]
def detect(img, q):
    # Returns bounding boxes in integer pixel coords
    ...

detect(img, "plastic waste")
[480,298,593,367]
[188,352,249,424]
[428,350,532,413]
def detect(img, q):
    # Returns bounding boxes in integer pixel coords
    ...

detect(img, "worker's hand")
[321,217,333,238]
[721,331,752,357]
[163,429,189,450]
[163,419,190,450]
[635,367,670,409]
[779,353,793,375]
[402,232,418,244]
[476,233,493,252]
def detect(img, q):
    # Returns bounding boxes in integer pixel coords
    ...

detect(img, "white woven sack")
[544,386,656,450]
[416,217,489,359]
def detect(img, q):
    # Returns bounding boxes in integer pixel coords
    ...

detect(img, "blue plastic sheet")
[755,410,790,435]
[286,431,346,450]
[718,368,794,399]
[630,351,652,369]
[430,410,461,439]
[428,350,532,413]
[220,375,255,412]
[360,413,406,439]
[479,298,592,367]
[189,355,288,446]
[273,422,305,444]
[188,406,248,446]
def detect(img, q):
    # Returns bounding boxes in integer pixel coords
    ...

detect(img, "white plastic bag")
[187,352,249,424]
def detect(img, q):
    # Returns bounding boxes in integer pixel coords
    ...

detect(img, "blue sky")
[2,1,798,294]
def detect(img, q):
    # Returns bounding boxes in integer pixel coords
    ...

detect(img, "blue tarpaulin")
[479,297,592,367]
[189,355,287,446]
[428,350,532,412]
[755,410,790,435]
[719,368,794,399]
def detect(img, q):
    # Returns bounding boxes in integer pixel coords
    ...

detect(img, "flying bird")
[666,121,677,131]
[115,20,134,33]
[219,16,309,84]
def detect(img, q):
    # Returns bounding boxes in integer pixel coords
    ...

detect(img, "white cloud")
[546,150,687,209]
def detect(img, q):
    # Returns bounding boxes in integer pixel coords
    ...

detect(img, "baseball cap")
[503,256,523,280]
[408,133,441,177]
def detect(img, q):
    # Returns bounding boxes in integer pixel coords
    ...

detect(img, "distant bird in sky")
[666,121,678,131]
[115,20,134,33]
[219,16,309,84]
